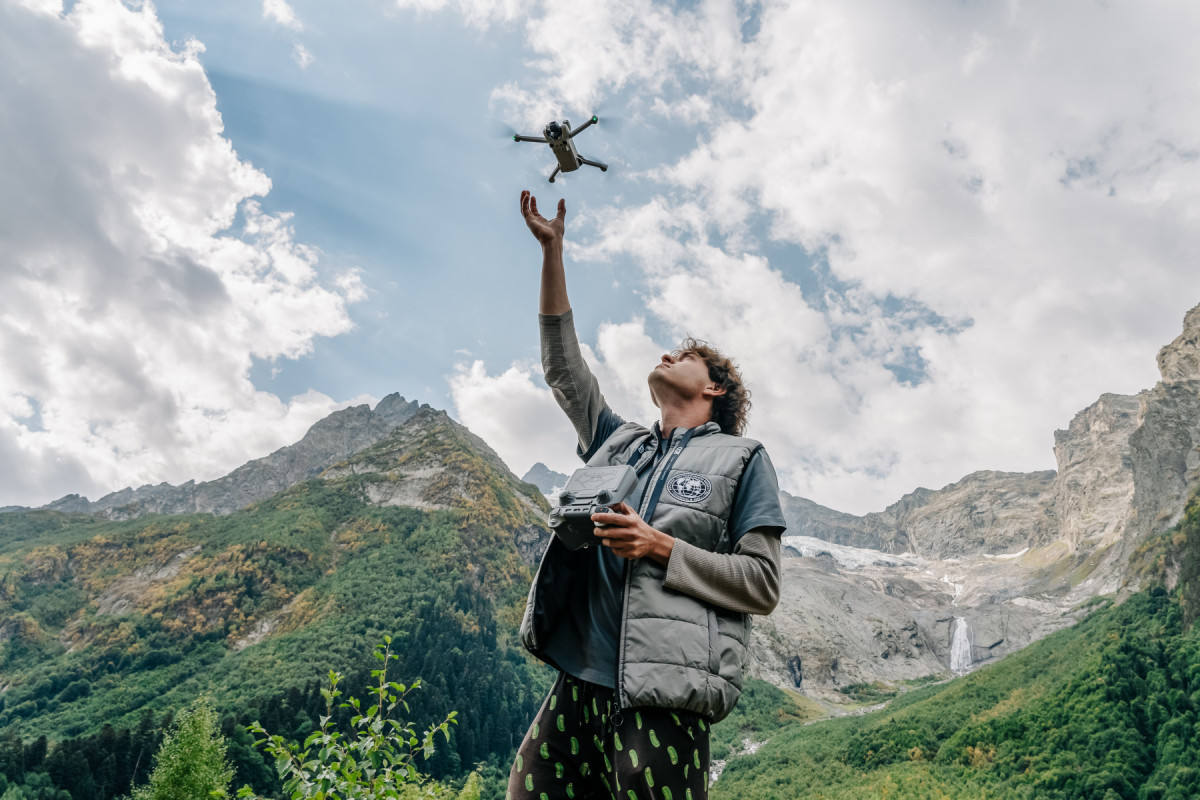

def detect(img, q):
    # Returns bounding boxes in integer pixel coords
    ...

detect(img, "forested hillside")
[711,494,1200,800]
[5,400,1200,800]
[0,410,555,799]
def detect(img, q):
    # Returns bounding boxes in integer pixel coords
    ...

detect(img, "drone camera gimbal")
[514,116,609,183]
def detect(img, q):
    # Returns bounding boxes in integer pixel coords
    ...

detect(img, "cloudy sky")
[2,0,1199,513]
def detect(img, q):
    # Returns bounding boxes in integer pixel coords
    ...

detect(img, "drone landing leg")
[579,157,608,172]
[548,165,562,183]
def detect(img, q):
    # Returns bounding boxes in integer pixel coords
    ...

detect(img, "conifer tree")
[130,697,232,800]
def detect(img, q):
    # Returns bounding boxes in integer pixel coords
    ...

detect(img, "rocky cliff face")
[1129,307,1200,540]
[42,394,422,520]
[780,469,1058,560]
[777,494,900,553]
[762,302,1200,706]
[749,539,1088,698]
[323,406,552,567]
[1158,304,1200,383]
[1053,393,1141,554]
[323,406,541,511]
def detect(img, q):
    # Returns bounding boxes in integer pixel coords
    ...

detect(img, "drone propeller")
[591,108,628,134]
[488,117,522,142]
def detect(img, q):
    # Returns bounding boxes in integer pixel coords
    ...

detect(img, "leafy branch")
[237,636,473,800]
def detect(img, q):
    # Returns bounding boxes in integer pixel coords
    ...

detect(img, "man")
[509,191,786,800]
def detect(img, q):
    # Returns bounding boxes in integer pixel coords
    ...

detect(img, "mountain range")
[16,302,1200,706]
[520,303,1200,705]
[746,302,1200,703]
[2,302,1199,798]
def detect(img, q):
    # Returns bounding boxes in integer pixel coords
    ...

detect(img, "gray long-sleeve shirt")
[540,310,785,687]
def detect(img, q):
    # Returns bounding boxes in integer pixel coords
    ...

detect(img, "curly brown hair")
[677,336,752,436]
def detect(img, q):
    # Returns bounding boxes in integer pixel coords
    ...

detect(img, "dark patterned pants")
[506,672,711,800]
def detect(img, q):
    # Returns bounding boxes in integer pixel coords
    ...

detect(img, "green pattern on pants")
[507,673,711,800]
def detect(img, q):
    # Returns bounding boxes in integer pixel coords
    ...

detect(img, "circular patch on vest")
[667,473,712,503]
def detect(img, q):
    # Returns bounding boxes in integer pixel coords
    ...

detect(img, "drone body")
[514,116,608,182]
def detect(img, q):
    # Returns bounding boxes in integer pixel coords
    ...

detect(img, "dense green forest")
[0,416,555,799]
[711,494,1200,800]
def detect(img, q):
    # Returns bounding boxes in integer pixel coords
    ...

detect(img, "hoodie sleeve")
[663,530,782,615]
[540,309,623,459]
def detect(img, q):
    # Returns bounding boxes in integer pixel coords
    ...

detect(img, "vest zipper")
[616,427,687,712]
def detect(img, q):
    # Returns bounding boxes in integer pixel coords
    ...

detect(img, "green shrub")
[129,697,232,800]
[237,637,478,800]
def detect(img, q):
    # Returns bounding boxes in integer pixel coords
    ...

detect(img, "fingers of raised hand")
[556,198,566,221]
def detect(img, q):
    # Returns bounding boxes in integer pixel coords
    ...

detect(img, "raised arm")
[521,190,569,315]
[523,190,623,457]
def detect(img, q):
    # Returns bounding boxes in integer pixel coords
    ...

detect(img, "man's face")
[647,349,718,407]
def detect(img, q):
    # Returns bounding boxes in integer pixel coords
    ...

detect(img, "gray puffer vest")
[520,420,761,722]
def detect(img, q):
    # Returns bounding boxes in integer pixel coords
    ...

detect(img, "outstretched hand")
[591,502,674,565]
[521,190,565,249]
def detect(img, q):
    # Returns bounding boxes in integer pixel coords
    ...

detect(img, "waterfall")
[950,617,973,674]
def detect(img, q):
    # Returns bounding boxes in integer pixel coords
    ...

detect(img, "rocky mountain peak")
[323,405,551,564]
[374,392,424,425]
[1158,302,1200,383]
[521,462,569,495]
[38,393,425,520]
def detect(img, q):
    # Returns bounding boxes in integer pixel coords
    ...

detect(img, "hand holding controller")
[547,466,637,550]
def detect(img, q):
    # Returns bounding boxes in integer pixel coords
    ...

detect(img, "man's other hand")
[521,190,565,249]
[591,502,674,566]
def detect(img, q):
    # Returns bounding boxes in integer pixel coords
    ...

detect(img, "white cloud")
[482,0,747,131]
[449,324,665,478]
[650,94,713,126]
[392,0,521,28]
[0,0,362,506]
[335,268,368,303]
[637,1,1200,511]
[449,360,579,477]
[263,0,303,31]
[292,42,314,68]
[439,0,1200,514]
[262,0,311,69]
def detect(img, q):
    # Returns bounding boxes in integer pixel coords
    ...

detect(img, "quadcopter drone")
[514,116,608,183]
